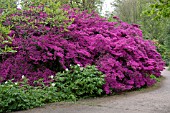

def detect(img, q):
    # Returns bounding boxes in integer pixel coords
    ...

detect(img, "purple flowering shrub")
[0,6,165,94]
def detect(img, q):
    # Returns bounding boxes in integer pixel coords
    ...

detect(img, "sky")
[17,0,21,9]
[101,0,114,15]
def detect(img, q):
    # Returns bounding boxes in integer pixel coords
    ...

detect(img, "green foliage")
[145,0,170,19]
[13,0,71,31]
[0,77,58,113]
[150,74,160,82]
[67,0,103,13]
[21,0,103,13]
[154,40,170,65]
[0,45,17,55]
[0,0,18,55]
[165,26,170,51]
[140,0,170,64]
[141,0,170,64]
[0,0,17,9]
[0,65,105,113]
[0,24,16,54]
[54,65,105,99]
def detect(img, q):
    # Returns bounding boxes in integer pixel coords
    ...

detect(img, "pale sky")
[17,0,21,9]
[101,0,114,16]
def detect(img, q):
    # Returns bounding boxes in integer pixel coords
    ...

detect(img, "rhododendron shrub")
[0,5,165,94]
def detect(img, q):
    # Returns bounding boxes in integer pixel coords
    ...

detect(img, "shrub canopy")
[0,5,165,94]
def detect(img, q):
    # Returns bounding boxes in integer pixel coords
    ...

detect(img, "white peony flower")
[51,83,55,87]
[22,75,25,79]
[50,75,54,79]
[65,68,69,71]
[80,67,83,71]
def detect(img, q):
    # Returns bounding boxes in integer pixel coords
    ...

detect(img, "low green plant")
[154,41,170,66]
[54,64,105,99]
[0,65,105,113]
[150,74,160,82]
[0,77,58,113]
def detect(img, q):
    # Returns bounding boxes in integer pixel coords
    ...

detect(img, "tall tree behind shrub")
[110,0,170,64]
[21,0,103,13]
[145,0,170,19]
[144,0,170,64]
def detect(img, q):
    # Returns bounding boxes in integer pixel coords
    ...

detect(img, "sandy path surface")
[14,68,170,113]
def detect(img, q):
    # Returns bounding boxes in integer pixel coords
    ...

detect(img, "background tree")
[69,0,103,13]
[146,0,170,19]
[109,0,170,65]
[145,0,170,63]
[20,0,103,13]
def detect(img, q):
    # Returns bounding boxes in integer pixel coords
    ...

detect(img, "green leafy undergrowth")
[54,65,105,99]
[0,77,58,113]
[0,65,105,113]
[150,74,161,82]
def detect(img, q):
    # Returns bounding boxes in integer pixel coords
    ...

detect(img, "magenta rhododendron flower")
[0,6,165,94]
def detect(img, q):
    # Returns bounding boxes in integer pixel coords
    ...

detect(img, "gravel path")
[14,68,170,113]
